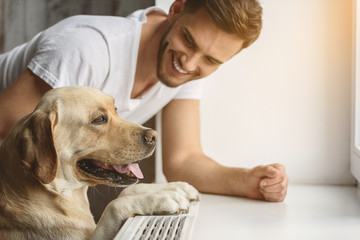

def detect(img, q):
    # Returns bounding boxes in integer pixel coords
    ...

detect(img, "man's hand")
[244,163,288,202]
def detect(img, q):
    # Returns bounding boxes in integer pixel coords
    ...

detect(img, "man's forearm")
[163,153,288,202]
[163,153,249,197]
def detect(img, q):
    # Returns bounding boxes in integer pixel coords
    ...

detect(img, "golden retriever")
[0,86,198,240]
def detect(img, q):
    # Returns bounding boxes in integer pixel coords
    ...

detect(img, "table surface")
[191,184,360,240]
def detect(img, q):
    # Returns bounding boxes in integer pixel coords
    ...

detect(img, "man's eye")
[206,57,222,65]
[91,115,108,125]
[206,57,216,64]
[184,34,194,47]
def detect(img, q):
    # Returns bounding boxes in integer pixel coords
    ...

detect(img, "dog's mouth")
[77,159,143,185]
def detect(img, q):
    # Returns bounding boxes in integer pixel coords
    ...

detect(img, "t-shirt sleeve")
[173,79,203,100]
[27,26,109,88]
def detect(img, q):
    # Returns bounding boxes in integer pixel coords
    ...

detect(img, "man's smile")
[172,52,189,75]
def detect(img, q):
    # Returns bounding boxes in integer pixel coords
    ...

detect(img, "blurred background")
[0,0,154,52]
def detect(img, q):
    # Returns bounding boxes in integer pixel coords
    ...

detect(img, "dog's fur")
[0,87,198,240]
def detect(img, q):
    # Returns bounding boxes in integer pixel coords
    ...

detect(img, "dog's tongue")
[113,163,144,179]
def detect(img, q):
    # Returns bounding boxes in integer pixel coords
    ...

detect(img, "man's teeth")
[173,58,188,74]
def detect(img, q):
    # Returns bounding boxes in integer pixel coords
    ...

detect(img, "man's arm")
[161,99,288,202]
[0,69,51,140]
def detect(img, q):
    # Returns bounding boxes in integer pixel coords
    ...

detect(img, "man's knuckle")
[278,175,285,183]
[274,163,285,171]
[255,165,264,171]
[265,165,273,173]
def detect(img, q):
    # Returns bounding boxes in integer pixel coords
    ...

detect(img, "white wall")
[156,0,356,185]
[351,0,360,182]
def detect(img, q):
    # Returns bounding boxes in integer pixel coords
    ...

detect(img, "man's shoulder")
[44,15,138,37]
[35,13,141,56]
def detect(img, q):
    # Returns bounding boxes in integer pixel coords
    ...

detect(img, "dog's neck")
[0,140,31,192]
[0,141,95,233]
[0,140,91,208]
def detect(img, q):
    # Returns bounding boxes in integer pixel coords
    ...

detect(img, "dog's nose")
[142,129,157,146]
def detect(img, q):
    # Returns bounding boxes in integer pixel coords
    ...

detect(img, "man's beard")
[156,25,179,88]
[156,21,201,88]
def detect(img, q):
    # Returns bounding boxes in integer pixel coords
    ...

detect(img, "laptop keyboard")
[114,201,199,240]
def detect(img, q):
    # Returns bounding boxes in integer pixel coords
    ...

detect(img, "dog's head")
[14,87,157,187]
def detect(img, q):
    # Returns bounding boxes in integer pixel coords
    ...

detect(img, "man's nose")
[180,52,201,72]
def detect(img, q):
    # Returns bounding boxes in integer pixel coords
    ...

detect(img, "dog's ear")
[17,110,58,184]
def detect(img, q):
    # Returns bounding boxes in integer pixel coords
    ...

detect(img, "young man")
[0,0,288,202]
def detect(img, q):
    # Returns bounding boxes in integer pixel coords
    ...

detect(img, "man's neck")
[131,13,169,99]
[131,12,169,98]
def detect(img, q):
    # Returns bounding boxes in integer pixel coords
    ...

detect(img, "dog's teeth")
[125,171,135,177]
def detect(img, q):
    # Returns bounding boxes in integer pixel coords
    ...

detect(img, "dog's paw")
[157,182,199,202]
[120,182,199,202]
[95,191,188,240]
[96,182,199,239]
[141,189,190,215]
[118,182,199,215]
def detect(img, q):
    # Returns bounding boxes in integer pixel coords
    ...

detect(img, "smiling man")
[157,8,242,87]
[0,0,288,202]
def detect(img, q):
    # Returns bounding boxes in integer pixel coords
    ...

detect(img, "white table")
[191,184,360,240]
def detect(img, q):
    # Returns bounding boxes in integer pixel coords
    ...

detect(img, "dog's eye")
[91,115,108,125]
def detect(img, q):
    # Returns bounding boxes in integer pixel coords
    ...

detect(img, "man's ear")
[168,0,186,22]
[18,110,58,184]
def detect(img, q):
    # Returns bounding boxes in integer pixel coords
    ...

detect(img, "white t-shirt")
[0,7,203,124]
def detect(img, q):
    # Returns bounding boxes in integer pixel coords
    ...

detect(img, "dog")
[0,86,198,240]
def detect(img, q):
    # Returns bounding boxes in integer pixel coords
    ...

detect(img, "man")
[0,0,288,202]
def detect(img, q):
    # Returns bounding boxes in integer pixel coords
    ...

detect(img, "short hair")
[183,0,263,49]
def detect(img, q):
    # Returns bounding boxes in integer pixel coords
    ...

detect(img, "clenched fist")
[244,163,288,202]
